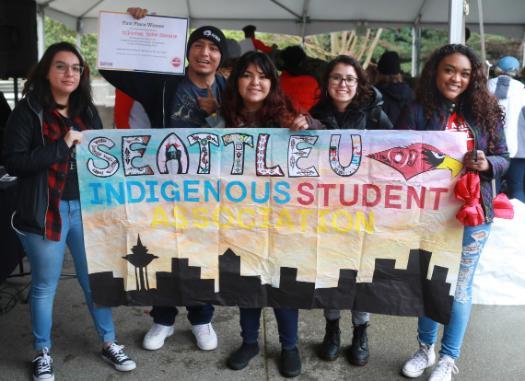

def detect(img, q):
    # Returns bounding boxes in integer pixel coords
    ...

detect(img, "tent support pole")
[186,0,192,28]
[477,0,487,74]
[36,5,46,60]
[269,0,302,19]
[411,17,421,77]
[449,0,466,43]
[76,18,83,49]
[521,32,525,68]
[301,0,311,44]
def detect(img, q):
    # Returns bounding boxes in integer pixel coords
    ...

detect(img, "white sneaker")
[191,322,218,351]
[142,323,175,350]
[401,343,436,378]
[429,355,459,381]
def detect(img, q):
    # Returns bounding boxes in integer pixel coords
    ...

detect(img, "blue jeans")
[239,308,298,350]
[506,158,525,202]
[150,304,214,326]
[418,223,491,359]
[17,200,115,351]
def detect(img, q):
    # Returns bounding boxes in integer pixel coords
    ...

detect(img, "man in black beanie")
[101,8,226,129]
[100,7,226,353]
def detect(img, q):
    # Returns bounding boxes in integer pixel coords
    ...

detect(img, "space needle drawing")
[122,235,159,291]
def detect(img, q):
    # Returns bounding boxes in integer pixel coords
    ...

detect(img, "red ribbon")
[493,193,514,219]
[454,172,485,226]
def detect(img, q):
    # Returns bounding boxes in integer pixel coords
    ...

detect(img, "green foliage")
[44,17,99,76]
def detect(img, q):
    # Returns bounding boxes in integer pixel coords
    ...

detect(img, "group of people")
[2,6,515,381]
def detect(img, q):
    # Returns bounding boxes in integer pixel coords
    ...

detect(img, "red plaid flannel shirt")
[42,110,87,241]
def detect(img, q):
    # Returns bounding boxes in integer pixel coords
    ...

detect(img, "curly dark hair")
[221,51,298,128]
[23,42,94,120]
[416,44,503,147]
[317,55,373,111]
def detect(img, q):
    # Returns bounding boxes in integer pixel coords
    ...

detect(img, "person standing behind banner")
[218,38,242,79]
[279,45,320,113]
[309,54,392,368]
[2,42,136,381]
[396,44,509,381]
[114,89,152,129]
[488,56,525,202]
[375,51,414,125]
[100,7,226,353]
[239,25,276,55]
[211,51,320,378]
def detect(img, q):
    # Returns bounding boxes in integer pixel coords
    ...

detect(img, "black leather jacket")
[2,95,102,236]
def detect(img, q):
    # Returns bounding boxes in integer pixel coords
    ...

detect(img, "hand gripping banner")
[77,128,466,324]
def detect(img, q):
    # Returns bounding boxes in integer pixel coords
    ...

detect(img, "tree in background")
[44,17,98,75]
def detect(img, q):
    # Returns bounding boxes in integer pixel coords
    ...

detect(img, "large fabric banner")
[78,128,466,324]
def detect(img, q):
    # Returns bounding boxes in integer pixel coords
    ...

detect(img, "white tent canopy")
[37,0,525,39]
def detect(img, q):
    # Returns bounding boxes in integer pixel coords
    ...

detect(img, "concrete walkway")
[1,255,524,381]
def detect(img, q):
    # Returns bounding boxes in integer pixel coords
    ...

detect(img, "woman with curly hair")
[3,42,136,380]
[218,51,319,378]
[309,54,392,367]
[396,44,509,381]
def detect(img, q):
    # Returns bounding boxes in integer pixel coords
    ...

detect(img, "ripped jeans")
[418,223,491,360]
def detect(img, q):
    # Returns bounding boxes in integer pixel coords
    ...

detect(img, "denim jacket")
[396,100,509,223]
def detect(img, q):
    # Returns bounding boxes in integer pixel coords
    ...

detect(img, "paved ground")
[1,255,524,381]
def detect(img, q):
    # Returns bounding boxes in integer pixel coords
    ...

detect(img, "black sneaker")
[32,347,54,381]
[280,347,302,378]
[101,343,136,372]
[226,343,259,370]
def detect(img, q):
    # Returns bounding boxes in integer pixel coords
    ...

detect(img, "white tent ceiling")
[37,0,525,39]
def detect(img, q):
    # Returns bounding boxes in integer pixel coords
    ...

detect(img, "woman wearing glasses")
[309,54,392,366]
[3,42,136,381]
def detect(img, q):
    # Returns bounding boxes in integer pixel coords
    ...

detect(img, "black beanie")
[281,46,306,72]
[377,51,401,75]
[187,26,226,64]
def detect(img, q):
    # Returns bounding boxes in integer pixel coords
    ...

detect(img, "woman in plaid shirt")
[3,42,136,381]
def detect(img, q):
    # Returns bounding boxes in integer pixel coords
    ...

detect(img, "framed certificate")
[97,11,189,75]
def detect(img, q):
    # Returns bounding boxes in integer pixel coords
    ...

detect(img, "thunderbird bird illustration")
[368,143,463,180]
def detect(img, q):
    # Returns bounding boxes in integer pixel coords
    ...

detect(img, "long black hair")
[221,51,297,127]
[23,42,94,119]
[317,54,373,111]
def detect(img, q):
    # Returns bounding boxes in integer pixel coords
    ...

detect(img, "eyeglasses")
[52,62,84,76]
[328,75,358,86]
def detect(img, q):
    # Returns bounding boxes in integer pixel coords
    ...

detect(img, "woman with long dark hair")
[309,54,392,367]
[218,51,320,378]
[3,42,136,381]
[310,54,392,131]
[396,44,509,381]
[219,51,314,130]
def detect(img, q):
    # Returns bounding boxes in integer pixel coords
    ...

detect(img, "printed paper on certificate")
[97,11,188,75]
